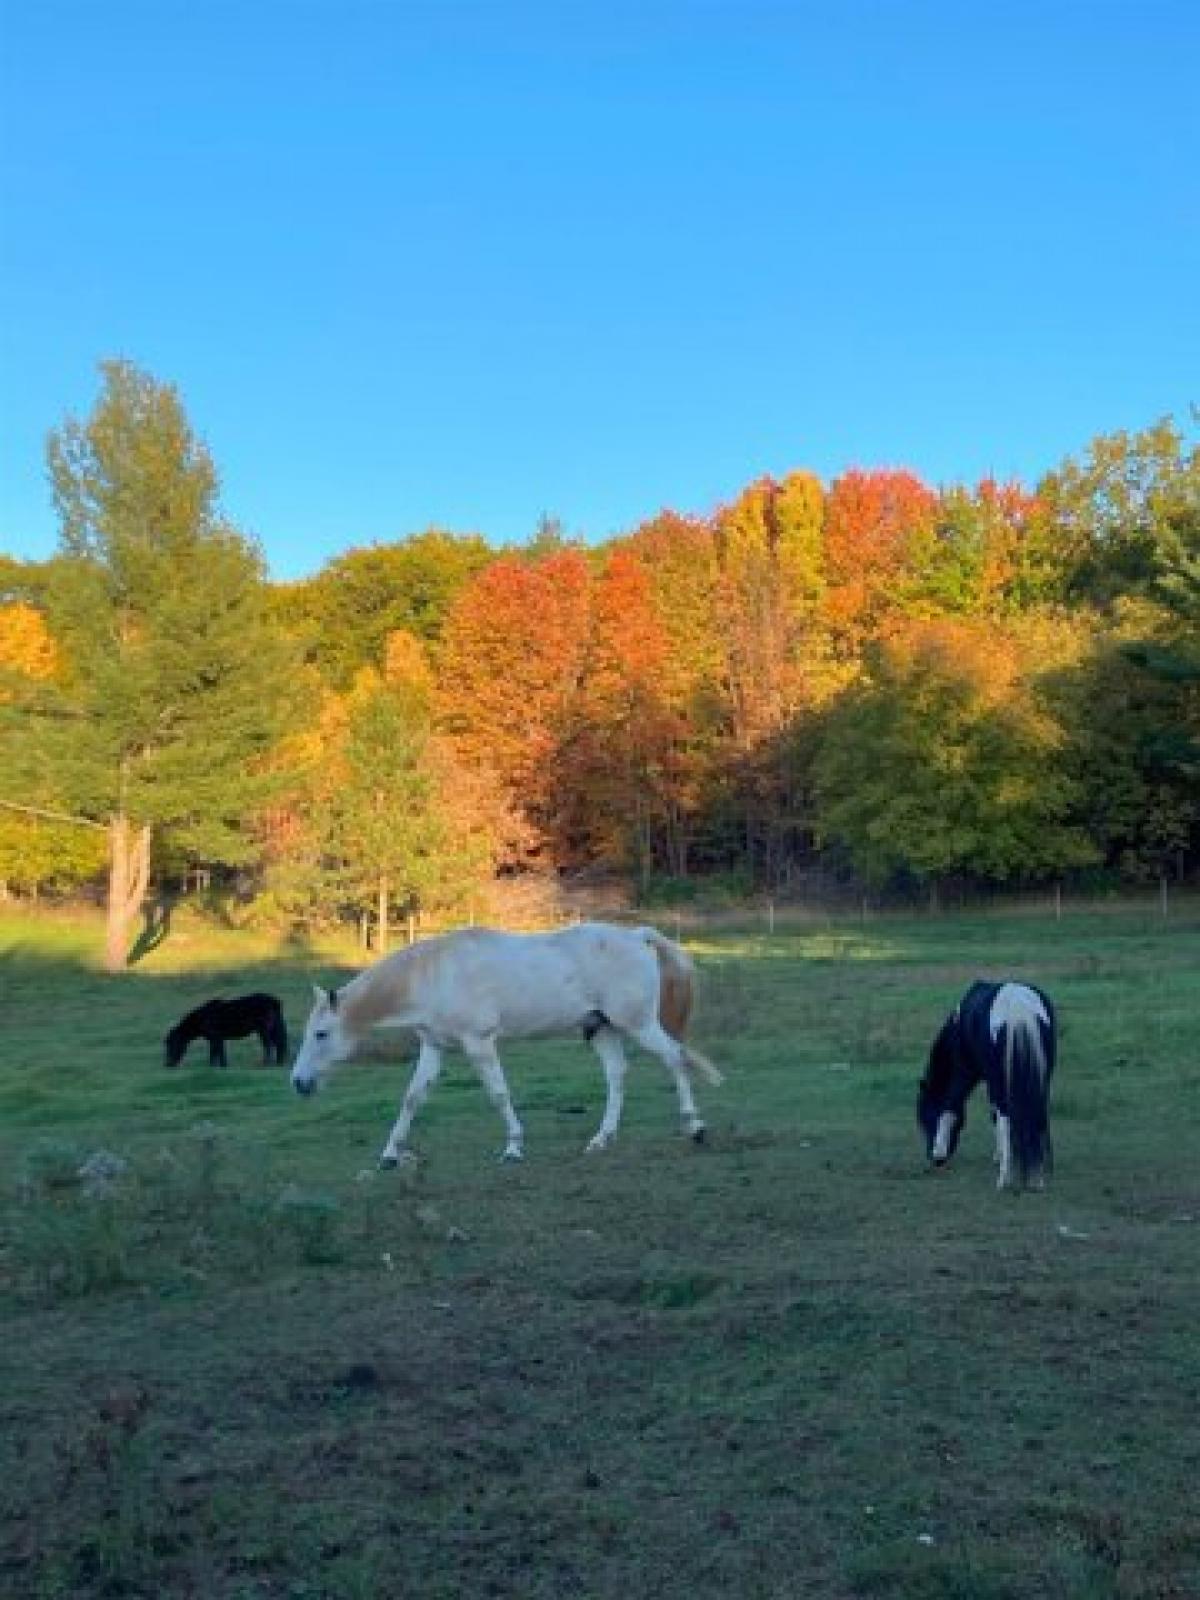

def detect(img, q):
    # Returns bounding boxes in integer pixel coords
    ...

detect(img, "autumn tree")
[10,360,297,968]
[558,548,682,883]
[822,468,937,650]
[907,479,1042,618]
[437,550,593,867]
[813,617,1095,894]
[709,472,830,881]
[619,512,730,874]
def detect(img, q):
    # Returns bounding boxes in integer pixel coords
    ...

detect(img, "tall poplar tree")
[18,360,296,968]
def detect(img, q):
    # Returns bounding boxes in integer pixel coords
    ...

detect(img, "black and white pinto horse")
[164,993,289,1070]
[918,980,1056,1190]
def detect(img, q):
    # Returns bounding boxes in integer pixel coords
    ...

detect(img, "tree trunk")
[377,874,389,955]
[105,815,152,972]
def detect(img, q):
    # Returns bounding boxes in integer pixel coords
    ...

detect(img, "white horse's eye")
[314,1029,329,1041]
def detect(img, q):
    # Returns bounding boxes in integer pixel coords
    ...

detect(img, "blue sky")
[1,0,1196,581]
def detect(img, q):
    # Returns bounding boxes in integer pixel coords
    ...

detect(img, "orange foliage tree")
[823,468,938,650]
[437,550,593,867]
[560,548,683,881]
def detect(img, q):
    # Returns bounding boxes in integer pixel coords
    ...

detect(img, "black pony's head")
[163,1024,187,1069]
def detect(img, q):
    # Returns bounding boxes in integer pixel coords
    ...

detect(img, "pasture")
[1,905,1197,1600]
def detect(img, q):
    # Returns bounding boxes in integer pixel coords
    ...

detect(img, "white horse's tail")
[641,928,724,1086]
[995,984,1054,1185]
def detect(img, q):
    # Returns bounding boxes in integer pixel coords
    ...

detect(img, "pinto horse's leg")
[379,1041,444,1168]
[630,1020,706,1143]
[585,1026,628,1153]
[932,1112,959,1163]
[994,1113,1013,1190]
[463,1036,525,1162]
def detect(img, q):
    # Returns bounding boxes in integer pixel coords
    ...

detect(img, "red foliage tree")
[823,468,937,647]
[437,550,593,866]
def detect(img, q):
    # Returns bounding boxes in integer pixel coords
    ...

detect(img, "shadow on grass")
[126,891,176,965]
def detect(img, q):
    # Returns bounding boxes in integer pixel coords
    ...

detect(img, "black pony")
[164,993,289,1069]
[918,980,1056,1190]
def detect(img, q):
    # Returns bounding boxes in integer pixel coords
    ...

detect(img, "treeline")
[1,362,1197,963]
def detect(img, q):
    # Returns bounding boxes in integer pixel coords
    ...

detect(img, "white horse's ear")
[312,983,328,1006]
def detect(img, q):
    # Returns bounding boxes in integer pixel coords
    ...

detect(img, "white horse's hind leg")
[380,1040,444,1167]
[630,1020,706,1142]
[585,1027,628,1152]
[464,1037,525,1161]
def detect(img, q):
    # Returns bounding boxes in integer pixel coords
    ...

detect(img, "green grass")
[1,904,1198,1599]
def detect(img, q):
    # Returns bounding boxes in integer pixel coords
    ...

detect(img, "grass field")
[1,904,1198,1600]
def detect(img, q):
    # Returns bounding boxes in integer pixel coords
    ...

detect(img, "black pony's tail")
[1003,995,1054,1185]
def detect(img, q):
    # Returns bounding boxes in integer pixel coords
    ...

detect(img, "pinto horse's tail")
[641,929,724,1086]
[994,983,1055,1185]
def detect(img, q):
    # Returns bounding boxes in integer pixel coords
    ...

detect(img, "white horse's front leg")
[379,1041,443,1168]
[464,1037,525,1161]
[585,1027,628,1152]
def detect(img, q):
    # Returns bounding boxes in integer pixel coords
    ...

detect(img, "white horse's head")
[291,985,354,1096]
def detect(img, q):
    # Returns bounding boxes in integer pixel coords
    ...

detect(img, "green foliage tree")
[1051,605,1199,877]
[274,530,493,689]
[905,480,1040,619]
[1038,417,1199,605]
[0,806,108,899]
[322,680,446,948]
[289,662,488,948]
[8,360,297,968]
[1127,431,1200,776]
[0,601,106,895]
[812,619,1096,893]
[1048,416,1200,784]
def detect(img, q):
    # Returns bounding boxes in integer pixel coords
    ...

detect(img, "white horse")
[290,922,722,1165]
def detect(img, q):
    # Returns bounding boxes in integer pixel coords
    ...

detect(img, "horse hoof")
[378,1153,399,1170]
[501,1147,524,1163]
[690,1124,707,1145]
[585,1135,612,1154]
